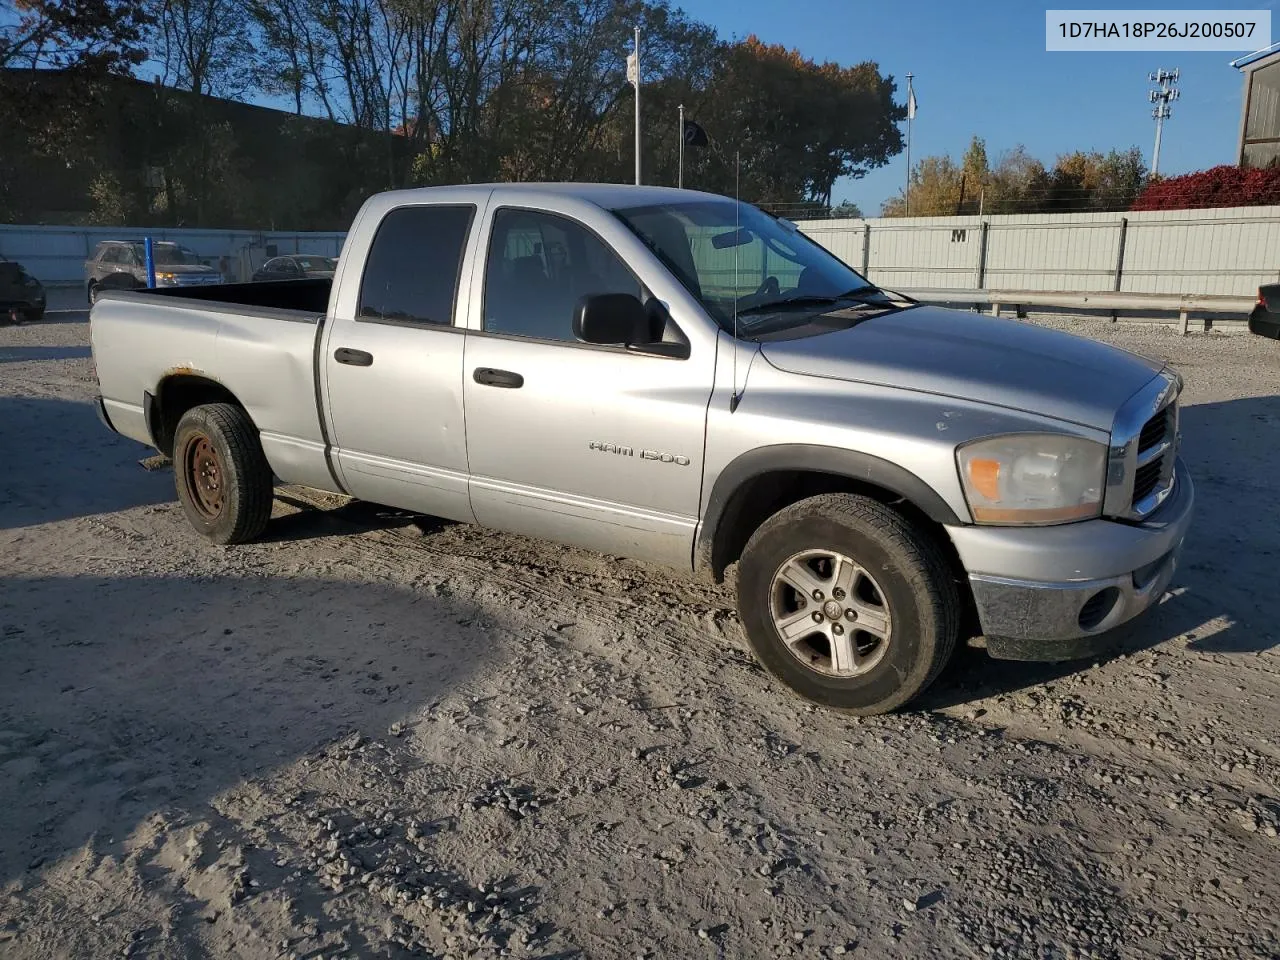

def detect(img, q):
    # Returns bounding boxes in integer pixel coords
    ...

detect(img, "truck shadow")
[921,391,1280,710]
[0,396,174,531]
[265,493,455,543]
[0,571,498,886]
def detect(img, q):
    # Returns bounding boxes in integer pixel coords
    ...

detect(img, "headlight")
[157,273,178,284]
[956,434,1106,525]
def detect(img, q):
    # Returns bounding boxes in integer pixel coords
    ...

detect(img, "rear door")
[320,201,481,523]
[461,202,716,568]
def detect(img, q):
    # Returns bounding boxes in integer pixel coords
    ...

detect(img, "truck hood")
[757,305,1164,431]
[160,263,219,274]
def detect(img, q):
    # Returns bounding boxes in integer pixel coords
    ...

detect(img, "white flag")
[906,87,917,120]
[626,51,638,86]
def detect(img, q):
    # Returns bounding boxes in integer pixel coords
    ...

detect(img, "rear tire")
[172,403,274,544]
[736,493,960,716]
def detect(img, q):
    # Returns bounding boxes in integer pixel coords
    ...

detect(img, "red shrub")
[1130,163,1280,211]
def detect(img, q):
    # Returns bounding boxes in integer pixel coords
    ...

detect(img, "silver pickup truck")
[90,183,1194,715]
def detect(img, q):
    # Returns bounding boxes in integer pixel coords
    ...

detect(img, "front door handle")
[334,347,373,367]
[473,367,523,389]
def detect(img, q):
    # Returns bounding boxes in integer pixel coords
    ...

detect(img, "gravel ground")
[1,311,1278,960]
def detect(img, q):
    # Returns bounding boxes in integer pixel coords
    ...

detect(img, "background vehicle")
[88,183,1194,715]
[1249,283,1279,339]
[252,255,339,282]
[85,240,224,304]
[0,256,46,323]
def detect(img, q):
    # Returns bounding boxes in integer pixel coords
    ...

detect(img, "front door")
[322,202,479,523]
[462,205,715,567]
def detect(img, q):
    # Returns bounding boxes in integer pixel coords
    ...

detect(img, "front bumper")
[947,458,1194,660]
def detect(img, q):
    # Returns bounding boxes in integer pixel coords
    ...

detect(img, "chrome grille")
[1128,399,1178,516]
[1137,407,1170,453]
[1103,371,1181,521]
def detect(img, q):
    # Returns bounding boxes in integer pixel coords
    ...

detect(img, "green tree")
[0,0,154,220]
[687,36,904,206]
[882,139,1145,216]
[829,200,863,218]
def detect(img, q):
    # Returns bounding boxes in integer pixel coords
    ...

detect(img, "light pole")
[628,27,641,185]
[1148,68,1180,177]
[904,73,916,215]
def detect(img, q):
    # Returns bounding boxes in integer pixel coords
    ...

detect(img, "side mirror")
[573,293,650,346]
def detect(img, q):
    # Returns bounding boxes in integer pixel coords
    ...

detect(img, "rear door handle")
[473,367,523,389]
[334,347,373,367]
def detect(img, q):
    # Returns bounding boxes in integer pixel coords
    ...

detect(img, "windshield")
[132,243,201,266]
[611,198,877,333]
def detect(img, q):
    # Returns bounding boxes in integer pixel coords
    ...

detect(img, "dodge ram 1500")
[90,183,1194,714]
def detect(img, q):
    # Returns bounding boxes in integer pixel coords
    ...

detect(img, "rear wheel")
[736,493,960,715]
[172,403,274,544]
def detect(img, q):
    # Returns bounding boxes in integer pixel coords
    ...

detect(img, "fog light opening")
[1078,587,1121,631]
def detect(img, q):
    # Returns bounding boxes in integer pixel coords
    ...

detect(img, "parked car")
[0,256,46,323]
[85,240,224,304]
[88,183,1194,715]
[252,255,339,282]
[1248,283,1279,339]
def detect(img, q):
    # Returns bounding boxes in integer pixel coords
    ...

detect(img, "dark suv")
[0,257,46,323]
[85,240,224,304]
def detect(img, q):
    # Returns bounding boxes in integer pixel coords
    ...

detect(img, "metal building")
[1233,42,1280,168]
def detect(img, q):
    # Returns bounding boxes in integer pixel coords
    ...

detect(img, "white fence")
[4,204,1280,298]
[0,224,347,285]
[796,205,1280,298]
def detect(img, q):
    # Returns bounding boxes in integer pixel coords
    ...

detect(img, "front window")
[611,198,878,333]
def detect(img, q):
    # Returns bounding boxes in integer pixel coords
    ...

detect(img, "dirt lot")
[1,309,1278,960]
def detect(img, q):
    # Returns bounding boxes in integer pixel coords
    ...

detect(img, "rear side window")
[358,204,475,325]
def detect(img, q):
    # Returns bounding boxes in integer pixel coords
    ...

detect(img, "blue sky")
[677,0,1277,213]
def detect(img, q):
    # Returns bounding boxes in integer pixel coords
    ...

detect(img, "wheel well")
[151,374,244,457]
[707,469,979,635]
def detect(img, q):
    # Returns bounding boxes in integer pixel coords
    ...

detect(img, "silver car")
[88,183,1194,715]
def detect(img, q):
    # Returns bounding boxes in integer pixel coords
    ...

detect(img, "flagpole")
[904,72,913,216]
[678,103,685,189]
[633,26,641,185]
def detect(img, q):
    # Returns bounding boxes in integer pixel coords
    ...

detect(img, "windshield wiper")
[737,286,887,316]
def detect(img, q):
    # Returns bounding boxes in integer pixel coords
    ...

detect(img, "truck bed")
[91,278,336,493]
[129,277,332,315]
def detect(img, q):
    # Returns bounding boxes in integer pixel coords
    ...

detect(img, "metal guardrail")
[898,287,1257,335]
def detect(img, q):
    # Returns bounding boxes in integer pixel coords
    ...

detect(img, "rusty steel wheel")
[183,433,226,521]
[172,403,274,544]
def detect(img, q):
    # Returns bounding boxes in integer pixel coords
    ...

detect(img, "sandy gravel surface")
[1,311,1278,960]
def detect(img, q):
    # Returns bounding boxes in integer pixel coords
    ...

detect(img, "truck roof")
[374,182,729,209]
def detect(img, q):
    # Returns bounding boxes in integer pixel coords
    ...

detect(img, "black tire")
[736,493,960,715]
[172,403,274,544]
[25,307,44,323]
[87,282,99,305]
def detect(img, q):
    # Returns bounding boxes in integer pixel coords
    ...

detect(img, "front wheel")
[736,493,960,715]
[172,403,274,544]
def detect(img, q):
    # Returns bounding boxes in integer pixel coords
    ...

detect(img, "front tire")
[736,493,960,715]
[172,403,274,544]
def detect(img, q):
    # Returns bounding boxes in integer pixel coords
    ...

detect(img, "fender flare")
[695,443,967,576]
